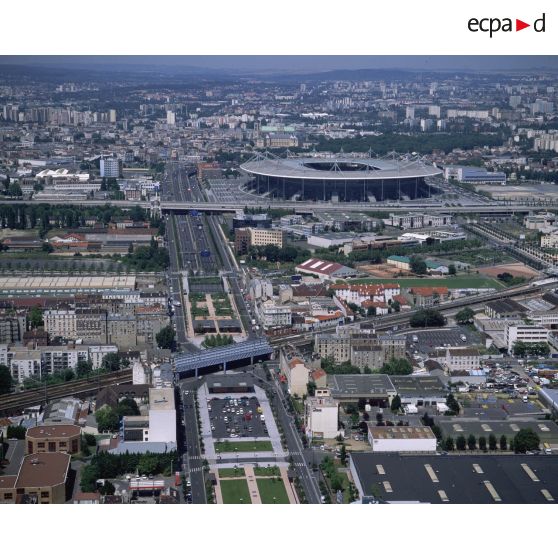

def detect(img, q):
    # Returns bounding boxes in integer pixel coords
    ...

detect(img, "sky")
[1,55,557,74]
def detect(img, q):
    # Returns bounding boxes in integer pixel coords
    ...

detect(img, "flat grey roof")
[351,453,558,504]
[390,375,447,397]
[327,374,396,398]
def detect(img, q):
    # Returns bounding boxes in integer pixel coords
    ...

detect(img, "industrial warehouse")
[240,153,442,201]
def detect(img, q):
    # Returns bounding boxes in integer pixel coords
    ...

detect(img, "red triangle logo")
[516,19,530,31]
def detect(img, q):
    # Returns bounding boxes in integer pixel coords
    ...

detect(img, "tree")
[446,393,460,415]
[455,307,475,325]
[339,444,347,466]
[448,264,457,275]
[380,358,412,376]
[306,381,316,396]
[390,394,402,412]
[0,364,12,395]
[117,398,140,419]
[410,309,446,328]
[95,406,119,432]
[7,425,27,439]
[83,433,97,447]
[478,436,487,451]
[467,434,477,451]
[512,341,550,358]
[456,435,466,451]
[410,255,427,275]
[99,480,116,496]
[76,360,93,378]
[513,429,540,454]
[500,434,508,451]
[488,433,497,451]
[102,353,121,372]
[156,325,176,350]
[444,437,455,451]
[28,306,43,329]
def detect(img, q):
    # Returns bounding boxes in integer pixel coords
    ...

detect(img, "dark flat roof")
[390,375,447,397]
[16,452,71,489]
[327,374,396,398]
[351,453,558,504]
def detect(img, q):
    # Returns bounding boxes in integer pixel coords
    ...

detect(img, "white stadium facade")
[240,153,443,202]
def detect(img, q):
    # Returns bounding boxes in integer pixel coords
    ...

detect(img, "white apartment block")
[256,300,292,329]
[505,323,549,351]
[305,389,339,440]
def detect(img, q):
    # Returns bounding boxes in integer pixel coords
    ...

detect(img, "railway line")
[269,282,544,348]
[0,370,133,416]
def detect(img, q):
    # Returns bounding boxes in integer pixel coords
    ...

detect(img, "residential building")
[256,300,292,330]
[304,389,339,440]
[234,227,284,255]
[505,323,549,351]
[100,156,121,178]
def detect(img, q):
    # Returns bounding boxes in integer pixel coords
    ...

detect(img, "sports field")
[220,479,251,504]
[214,440,274,453]
[256,478,290,504]
[349,275,503,289]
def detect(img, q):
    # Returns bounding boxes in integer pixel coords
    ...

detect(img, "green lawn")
[256,478,290,504]
[349,275,503,289]
[219,467,245,478]
[254,466,280,477]
[220,479,251,504]
[214,440,274,453]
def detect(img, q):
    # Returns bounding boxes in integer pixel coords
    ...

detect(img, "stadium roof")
[241,154,442,181]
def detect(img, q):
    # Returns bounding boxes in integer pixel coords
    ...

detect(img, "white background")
[1,0,557,54]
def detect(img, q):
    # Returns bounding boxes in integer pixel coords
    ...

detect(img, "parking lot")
[407,326,482,354]
[208,396,270,439]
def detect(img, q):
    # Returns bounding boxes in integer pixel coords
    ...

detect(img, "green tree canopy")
[513,429,540,454]
[156,325,176,350]
[95,406,119,432]
[380,358,412,376]
[455,307,475,325]
[0,363,12,395]
[410,309,446,328]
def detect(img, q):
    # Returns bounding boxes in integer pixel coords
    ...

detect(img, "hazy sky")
[1,55,557,73]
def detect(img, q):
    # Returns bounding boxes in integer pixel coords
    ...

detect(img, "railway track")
[269,282,543,348]
[0,369,133,416]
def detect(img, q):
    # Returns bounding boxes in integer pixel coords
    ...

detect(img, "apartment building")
[234,227,284,255]
[315,329,405,372]
[304,389,339,440]
[256,300,292,330]
[505,323,549,351]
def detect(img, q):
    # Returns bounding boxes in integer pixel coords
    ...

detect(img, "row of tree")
[441,429,540,453]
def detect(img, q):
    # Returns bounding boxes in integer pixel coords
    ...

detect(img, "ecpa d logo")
[468,13,546,37]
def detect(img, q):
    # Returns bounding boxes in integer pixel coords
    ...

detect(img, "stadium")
[240,153,443,202]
